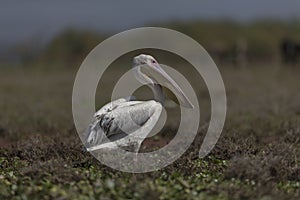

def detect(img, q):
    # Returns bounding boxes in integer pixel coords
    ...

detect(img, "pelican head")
[132,54,194,108]
[133,54,159,68]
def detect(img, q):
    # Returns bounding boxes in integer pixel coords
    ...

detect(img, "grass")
[0,62,300,199]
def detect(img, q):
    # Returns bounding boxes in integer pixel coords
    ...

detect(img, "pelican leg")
[118,100,162,163]
[132,101,163,153]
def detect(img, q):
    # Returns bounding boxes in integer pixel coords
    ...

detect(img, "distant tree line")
[166,20,300,64]
[11,20,300,66]
[43,29,105,65]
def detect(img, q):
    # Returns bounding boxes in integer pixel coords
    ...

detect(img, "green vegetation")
[0,63,299,199]
[43,29,105,65]
[9,20,300,66]
[166,20,300,61]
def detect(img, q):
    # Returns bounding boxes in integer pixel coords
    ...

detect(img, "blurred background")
[0,1,300,199]
[1,0,300,137]
[1,0,300,66]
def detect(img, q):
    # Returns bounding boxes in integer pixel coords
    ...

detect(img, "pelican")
[85,54,194,153]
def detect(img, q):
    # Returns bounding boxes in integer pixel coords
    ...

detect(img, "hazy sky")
[1,0,300,48]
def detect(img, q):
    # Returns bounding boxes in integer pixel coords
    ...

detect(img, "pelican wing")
[85,100,162,152]
[94,96,136,118]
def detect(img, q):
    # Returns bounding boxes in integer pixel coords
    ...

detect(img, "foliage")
[43,29,105,65]
[0,64,300,199]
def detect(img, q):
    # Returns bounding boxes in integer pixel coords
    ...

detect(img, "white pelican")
[85,54,193,152]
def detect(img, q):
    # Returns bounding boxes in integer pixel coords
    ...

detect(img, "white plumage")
[85,54,193,152]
